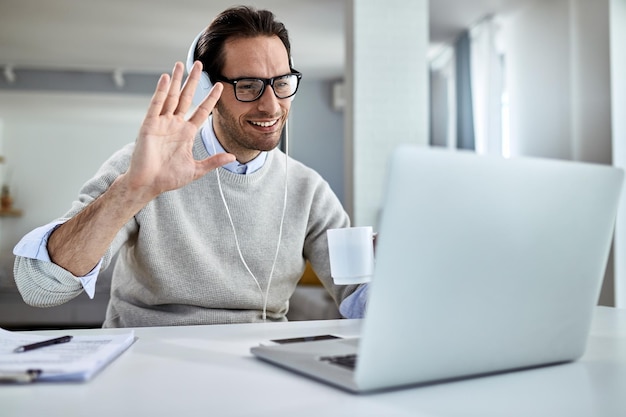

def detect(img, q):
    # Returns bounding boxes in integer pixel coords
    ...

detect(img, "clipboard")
[0,369,41,383]
[0,327,135,383]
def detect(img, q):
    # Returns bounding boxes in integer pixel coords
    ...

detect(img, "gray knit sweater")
[14,134,357,327]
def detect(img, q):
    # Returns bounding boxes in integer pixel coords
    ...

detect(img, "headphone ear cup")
[193,71,213,107]
[288,57,296,102]
[186,30,214,107]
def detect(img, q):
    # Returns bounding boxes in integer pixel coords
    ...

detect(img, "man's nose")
[256,84,282,113]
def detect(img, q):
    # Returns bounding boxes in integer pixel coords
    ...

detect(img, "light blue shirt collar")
[200,117,267,175]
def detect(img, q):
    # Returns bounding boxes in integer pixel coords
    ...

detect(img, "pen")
[0,369,41,383]
[14,335,73,353]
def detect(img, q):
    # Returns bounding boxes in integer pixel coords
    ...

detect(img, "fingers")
[146,60,219,124]
[145,62,186,119]
[145,73,171,119]
[144,60,220,128]
[188,82,224,127]
[176,61,202,115]
[160,62,186,115]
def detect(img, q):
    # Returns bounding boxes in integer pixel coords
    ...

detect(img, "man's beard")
[214,101,284,154]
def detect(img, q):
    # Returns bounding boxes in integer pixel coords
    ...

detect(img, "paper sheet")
[0,327,135,381]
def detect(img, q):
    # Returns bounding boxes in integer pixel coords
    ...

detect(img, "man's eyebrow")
[226,71,293,80]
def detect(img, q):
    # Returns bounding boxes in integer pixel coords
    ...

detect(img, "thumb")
[196,152,236,177]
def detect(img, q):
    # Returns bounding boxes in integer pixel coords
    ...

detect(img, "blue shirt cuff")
[339,284,369,318]
[78,265,101,299]
[12,221,64,262]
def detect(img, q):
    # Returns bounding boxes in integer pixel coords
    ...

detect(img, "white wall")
[502,0,574,160]
[502,0,611,163]
[0,119,4,187]
[289,80,345,205]
[0,92,149,254]
[570,0,612,164]
[611,0,626,307]
[501,0,615,304]
[345,0,429,228]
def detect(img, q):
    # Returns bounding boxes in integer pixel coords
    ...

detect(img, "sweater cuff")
[13,220,103,299]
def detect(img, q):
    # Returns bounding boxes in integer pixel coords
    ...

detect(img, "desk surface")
[3,306,626,417]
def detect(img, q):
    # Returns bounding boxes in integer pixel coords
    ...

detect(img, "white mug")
[326,226,375,285]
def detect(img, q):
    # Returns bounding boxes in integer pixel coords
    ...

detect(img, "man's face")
[212,35,292,163]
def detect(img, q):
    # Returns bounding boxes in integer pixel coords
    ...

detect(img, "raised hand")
[48,62,236,276]
[125,61,235,203]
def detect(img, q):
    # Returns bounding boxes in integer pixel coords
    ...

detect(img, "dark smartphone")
[270,334,342,345]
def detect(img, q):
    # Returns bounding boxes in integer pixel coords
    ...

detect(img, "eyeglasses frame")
[215,70,303,102]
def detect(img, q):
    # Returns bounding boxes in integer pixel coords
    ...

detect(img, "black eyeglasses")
[216,71,303,102]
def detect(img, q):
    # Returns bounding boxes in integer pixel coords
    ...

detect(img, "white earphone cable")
[265,124,289,319]
[212,127,288,322]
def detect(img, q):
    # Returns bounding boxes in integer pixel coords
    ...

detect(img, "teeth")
[251,120,278,128]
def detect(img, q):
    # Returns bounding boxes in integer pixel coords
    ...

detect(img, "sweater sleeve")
[13,221,103,299]
[12,143,136,307]
[301,175,362,309]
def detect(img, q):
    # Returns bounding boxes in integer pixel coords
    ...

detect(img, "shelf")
[0,208,23,217]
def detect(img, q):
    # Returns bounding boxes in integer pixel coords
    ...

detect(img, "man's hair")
[195,6,292,84]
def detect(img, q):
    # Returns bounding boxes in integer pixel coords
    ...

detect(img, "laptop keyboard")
[320,354,358,370]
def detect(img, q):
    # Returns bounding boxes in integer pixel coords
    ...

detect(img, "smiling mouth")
[249,119,279,128]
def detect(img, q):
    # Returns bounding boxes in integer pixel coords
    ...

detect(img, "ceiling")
[0,0,531,80]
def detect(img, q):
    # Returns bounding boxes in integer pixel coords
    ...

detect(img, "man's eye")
[238,82,257,90]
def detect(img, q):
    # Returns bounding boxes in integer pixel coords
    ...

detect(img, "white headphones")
[185,30,298,106]
[186,31,214,107]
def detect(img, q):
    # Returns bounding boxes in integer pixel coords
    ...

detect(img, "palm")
[134,113,202,191]
[125,62,234,200]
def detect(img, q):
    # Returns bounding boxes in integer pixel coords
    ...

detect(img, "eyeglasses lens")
[235,75,298,102]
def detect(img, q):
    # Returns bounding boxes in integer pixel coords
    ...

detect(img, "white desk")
[3,306,626,417]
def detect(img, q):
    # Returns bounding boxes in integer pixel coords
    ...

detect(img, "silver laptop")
[251,145,624,393]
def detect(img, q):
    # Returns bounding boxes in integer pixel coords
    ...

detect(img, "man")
[13,6,367,327]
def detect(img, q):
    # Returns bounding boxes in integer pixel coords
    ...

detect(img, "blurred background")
[1,0,624,328]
